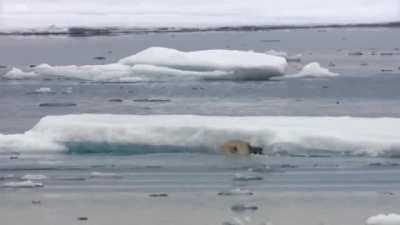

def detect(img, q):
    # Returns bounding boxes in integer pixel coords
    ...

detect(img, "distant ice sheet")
[0,0,399,34]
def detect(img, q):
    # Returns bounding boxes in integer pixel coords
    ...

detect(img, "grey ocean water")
[1,28,400,225]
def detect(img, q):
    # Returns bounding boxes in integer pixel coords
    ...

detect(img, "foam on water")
[1,114,400,157]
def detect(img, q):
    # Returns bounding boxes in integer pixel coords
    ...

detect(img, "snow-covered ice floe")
[366,214,400,225]
[0,0,398,34]
[1,114,400,157]
[2,180,44,188]
[7,47,287,81]
[3,68,38,80]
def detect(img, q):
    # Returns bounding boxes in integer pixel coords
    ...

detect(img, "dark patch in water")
[39,102,77,107]
[133,98,171,103]
[93,56,106,60]
[108,98,123,102]
[149,193,168,197]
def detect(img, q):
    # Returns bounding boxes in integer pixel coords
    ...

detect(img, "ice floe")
[366,214,400,225]
[1,114,400,157]
[21,174,48,180]
[2,180,44,188]
[20,47,287,81]
[3,67,38,79]
[283,62,338,79]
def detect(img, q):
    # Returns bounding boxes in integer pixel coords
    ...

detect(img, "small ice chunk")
[248,165,273,173]
[89,172,123,178]
[233,173,263,181]
[62,87,73,94]
[3,68,38,80]
[31,87,55,94]
[366,214,400,225]
[283,62,338,79]
[21,174,48,180]
[265,50,288,58]
[2,180,44,188]
[266,50,301,62]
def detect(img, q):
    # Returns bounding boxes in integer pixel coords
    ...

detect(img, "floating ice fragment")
[89,172,123,178]
[2,180,44,188]
[21,174,48,180]
[366,214,400,225]
[283,62,338,79]
[30,87,55,94]
[3,68,38,79]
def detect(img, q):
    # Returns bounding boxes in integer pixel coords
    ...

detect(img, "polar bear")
[220,140,263,155]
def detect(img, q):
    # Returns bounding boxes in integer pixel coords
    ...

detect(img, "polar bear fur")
[220,140,263,155]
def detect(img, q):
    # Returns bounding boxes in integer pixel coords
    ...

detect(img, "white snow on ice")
[1,114,400,157]
[30,47,287,81]
[366,214,400,225]
[0,0,399,33]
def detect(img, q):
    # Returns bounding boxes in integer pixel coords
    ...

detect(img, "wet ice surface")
[1,27,400,225]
